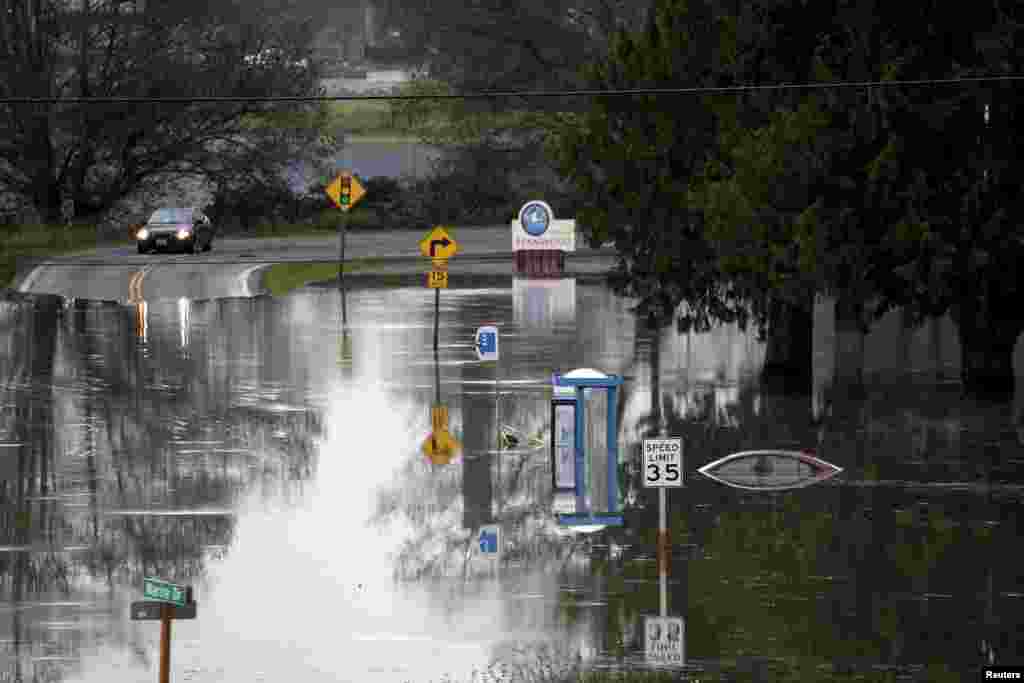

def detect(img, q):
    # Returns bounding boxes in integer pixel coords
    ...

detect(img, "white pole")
[495,355,501,583]
[659,486,667,617]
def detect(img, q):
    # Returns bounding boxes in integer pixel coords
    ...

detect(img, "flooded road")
[1,278,1022,682]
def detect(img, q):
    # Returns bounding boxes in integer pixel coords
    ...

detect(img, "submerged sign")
[645,616,684,665]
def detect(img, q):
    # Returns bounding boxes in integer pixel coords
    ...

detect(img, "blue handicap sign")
[474,325,499,361]
[479,526,498,554]
[478,331,496,354]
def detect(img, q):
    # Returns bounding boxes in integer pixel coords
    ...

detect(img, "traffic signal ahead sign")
[326,172,366,212]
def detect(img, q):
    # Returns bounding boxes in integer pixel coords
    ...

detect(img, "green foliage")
[549,0,747,331]
[549,0,1024,391]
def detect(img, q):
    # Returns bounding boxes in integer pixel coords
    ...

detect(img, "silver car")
[136,207,214,254]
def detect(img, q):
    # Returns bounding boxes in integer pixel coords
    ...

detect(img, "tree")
[694,0,1024,400]
[863,0,1024,400]
[0,0,335,226]
[549,0,820,380]
[386,0,647,93]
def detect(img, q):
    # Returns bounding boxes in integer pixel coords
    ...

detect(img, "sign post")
[326,171,366,327]
[136,578,196,683]
[160,605,171,683]
[420,226,461,465]
[643,438,683,616]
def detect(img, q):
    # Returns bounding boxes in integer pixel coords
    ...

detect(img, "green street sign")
[143,577,188,607]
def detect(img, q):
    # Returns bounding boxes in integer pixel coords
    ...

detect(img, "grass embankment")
[247,92,538,143]
[261,258,386,296]
[0,223,132,290]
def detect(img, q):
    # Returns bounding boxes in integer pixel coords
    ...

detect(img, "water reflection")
[177,298,190,350]
[0,277,1022,681]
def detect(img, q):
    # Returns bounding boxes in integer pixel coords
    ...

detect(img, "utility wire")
[0,74,1022,104]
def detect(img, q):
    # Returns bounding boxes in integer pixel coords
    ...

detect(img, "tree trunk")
[761,294,814,393]
[833,295,866,392]
[952,303,1022,402]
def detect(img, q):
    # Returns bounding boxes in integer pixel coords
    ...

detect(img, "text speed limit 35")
[642,438,683,487]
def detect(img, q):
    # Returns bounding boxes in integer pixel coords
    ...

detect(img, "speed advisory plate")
[642,438,683,488]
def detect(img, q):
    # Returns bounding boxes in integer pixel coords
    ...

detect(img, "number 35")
[646,463,680,481]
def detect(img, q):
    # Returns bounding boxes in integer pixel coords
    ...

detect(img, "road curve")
[11,226,580,302]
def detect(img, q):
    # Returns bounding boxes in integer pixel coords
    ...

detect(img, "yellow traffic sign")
[431,258,448,271]
[419,226,458,259]
[431,404,449,432]
[428,270,448,288]
[422,429,461,465]
[326,172,366,212]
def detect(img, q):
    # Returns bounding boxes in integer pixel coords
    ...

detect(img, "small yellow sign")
[419,226,458,259]
[422,429,461,465]
[326,172,366,212]
[428,270,448,288]
[431,404,448,432]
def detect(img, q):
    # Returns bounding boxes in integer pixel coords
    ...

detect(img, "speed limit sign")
[643,438,683,487]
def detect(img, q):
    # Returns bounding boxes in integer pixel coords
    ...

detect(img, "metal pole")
[574,386,585,515]
[495,353,501,517]
[433,288,440,405]
[338,211,348,326]
[495,352,501,581]
[159,605,172,683]
[607,385,618,515]
[659,487,667,617]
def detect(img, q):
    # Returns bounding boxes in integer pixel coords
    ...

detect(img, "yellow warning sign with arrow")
[419,226,458,260]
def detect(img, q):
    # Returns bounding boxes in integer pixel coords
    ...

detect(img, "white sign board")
[645,616,684,665]
[474,325,499,361]
[643,438,683,488]
[511,200,575,252]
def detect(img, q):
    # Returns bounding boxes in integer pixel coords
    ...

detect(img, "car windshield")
[149,208,192,224]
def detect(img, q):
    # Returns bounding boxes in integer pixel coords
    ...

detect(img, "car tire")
[137,244,147,254]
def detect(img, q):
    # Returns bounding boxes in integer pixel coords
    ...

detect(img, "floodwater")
[1,278,1022,683]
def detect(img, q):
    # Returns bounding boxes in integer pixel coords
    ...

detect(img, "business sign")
[478,524,501,555]
[511,200,575,252]
[474,325,499,361]
[645,616,684,665]
[643,438,683,488]
[551,400,576,490]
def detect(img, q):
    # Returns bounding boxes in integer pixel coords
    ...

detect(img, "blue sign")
[519,201,552,237]
[479,525,500,554]
[474,325,499,361]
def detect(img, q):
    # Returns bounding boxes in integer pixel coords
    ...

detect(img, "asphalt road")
[11,227,616,302]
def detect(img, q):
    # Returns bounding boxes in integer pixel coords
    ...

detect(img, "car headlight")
[176,229,191,240]
[136,228,149,240]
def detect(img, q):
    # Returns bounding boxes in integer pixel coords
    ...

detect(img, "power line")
[1,74,1022,105]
